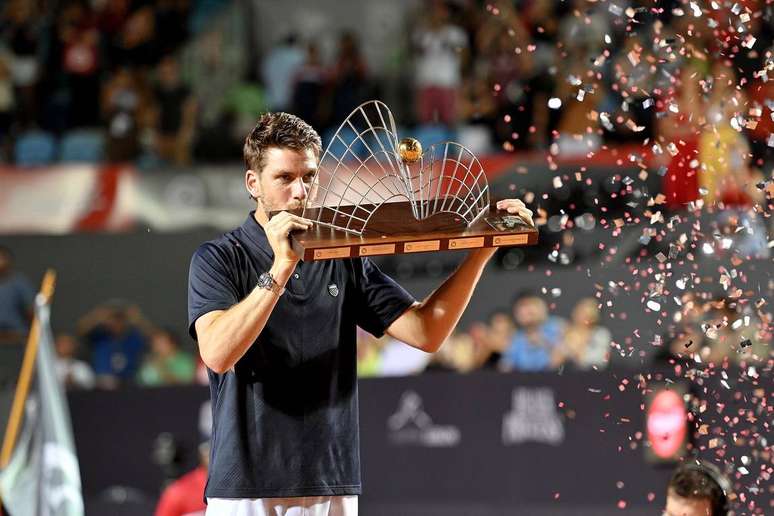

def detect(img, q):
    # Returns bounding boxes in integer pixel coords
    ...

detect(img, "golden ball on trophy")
[398,138,422,163]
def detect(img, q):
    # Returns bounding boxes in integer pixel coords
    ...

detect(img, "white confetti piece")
[646,300,661,311]
[702,242,714,254]
[548,97,562,109]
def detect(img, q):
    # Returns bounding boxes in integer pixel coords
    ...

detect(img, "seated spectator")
[138,328,196,387]
[551,298,610,370]
[77,301,153,388]
[0,246,34,344]
[500,294,564,371]
[54,333,95,390]
[152,55,197,167]
[478,309,514,369]
[664,461,730,516]
[425,331,476,373]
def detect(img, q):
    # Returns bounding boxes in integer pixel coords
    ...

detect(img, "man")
[500,293,564,371]
[187,112,533,515]
[0,245,35,344]
[664,462,729,516]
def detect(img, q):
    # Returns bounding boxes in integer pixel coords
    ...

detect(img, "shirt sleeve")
[187,242,241,341]
[350,258,416,338]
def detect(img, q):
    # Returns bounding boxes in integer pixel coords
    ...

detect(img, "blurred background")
[0,0,772,514]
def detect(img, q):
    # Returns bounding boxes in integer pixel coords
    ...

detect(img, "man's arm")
[386,199,533,353]
[195,259,294,374]
[386,248,496,353]
[194,212,312,374]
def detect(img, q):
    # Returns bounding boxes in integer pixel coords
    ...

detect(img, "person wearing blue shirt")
[188,111,534,516]
[501,294,565,371]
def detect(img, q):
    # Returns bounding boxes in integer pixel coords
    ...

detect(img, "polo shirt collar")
[241,211,273,258]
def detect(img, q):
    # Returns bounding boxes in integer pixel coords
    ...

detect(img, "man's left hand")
[496,199,534,226]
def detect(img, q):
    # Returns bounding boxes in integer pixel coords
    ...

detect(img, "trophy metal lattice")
[302,100,489,235]
[288,100,537,261]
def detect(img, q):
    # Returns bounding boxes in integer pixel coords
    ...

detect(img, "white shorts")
[206,496,357,516]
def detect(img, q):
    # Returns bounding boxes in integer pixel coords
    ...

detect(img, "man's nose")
[291,177,307,200]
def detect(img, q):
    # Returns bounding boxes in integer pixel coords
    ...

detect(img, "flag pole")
[0,270,57,469]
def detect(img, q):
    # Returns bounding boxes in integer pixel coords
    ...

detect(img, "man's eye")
[303,175,314,183]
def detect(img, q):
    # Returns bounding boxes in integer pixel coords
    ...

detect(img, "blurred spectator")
[1,0,42,128]
[77,301,153,388]
[425,331,477,373]
[0,50,14,154]
[261,33,304,112]
[152,55,197,166]
[699,62,749,204]
[57,0,102,128]
[153,0,191,57]
[500,294,564,371]
[411,0,468,125]
[656,64,705,211]
[290,42,327,131]
[479,310,514,369]
[114,5,158,67]
[475,0,532,146]
[54,333,95,390]
[154,441,207,516]
[356,328,385,378]
[379,336,432,376]
[0,246,34,344]
[551,298,610,370]
[137,328,196,387]
[552,45,603,156]
[101,67,149,162]
[328,31,369,127]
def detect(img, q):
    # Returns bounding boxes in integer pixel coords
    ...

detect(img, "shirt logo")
[328,284,339,297]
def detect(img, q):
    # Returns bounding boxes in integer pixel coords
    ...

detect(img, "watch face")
[258,273,271,288]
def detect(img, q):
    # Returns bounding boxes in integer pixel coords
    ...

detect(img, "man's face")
[664,491,713,516]
[249,147,318,215]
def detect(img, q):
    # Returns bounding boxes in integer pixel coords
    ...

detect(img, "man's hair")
[668,463,727,515]
[243,112,322,173]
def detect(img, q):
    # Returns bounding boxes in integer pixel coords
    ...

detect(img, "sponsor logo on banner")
[387,391,460,447]
[502,387,565,445]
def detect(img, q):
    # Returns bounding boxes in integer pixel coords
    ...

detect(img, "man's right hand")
[264,211,313,264]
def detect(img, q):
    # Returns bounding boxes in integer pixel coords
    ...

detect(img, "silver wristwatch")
[257,272,285,296]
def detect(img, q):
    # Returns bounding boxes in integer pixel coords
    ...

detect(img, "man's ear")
[245,169,260,200]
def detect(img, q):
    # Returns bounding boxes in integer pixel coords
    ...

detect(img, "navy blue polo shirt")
[187,212,415,499]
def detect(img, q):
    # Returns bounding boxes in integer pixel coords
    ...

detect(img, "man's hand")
[496,199,534,226]
[264,212,313,264]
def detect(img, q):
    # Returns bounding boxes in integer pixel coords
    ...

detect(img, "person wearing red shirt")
[155,444,208,516]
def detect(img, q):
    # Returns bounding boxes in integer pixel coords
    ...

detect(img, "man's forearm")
[198,261,294,373]
[395,248,496,352]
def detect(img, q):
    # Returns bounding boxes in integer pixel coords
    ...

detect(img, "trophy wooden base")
[285,201,538,261]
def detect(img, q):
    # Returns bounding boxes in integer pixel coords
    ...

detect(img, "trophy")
[287,101,538,261]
